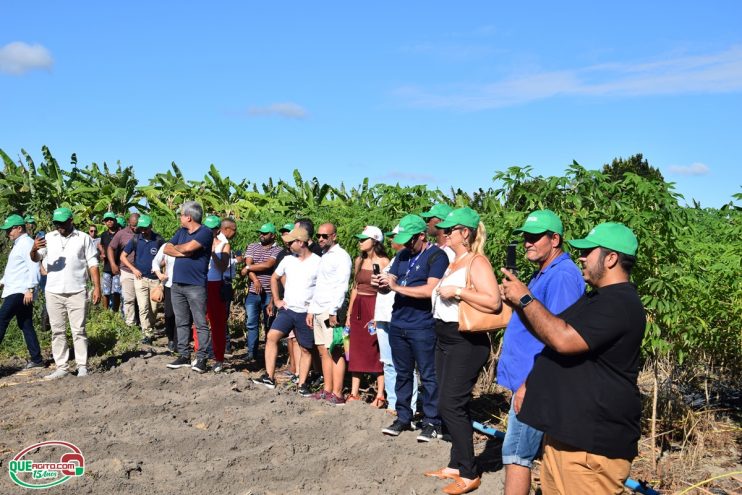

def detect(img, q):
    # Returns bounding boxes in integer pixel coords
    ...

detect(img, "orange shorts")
[540,435,631,495]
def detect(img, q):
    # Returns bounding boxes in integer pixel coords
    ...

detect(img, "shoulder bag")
[458,254,512,332]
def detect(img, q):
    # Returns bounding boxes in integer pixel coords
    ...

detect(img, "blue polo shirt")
[496,252,584,392]
[123,233,163,280]
[389,244,449,329]
[170,226,213,286]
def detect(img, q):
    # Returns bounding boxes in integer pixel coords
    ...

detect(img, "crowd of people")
[0,201,646,495]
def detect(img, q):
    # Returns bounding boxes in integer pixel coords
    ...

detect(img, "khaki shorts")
[540,435,631,495]
[312,312,334,348]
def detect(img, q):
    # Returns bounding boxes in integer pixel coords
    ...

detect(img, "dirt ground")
[0,347,506,495]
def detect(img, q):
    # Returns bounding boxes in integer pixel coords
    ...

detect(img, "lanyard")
[401,242,428,285]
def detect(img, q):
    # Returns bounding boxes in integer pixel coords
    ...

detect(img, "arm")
[249,272,262,294]
[244,256,277,274]
[107,244,120,274]
[270,272,284,308]
[120,244,142,278]
[500,268,588,355]
[166,239,204,257]
[211,240,231,273]
[89,266,101,304]
[97,242,106,261]
[345,286,358,326]
[437,256,502,313]
[30,237,46,263]
[388,276,442,299]
[23,240,41,305]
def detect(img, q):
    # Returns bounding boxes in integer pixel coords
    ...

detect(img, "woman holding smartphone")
[345,226,389,405]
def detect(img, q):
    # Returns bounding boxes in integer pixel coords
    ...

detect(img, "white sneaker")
[213,361,224,373]
[191,358,198,367]
[44,369,69,380]
[77,366,88,377]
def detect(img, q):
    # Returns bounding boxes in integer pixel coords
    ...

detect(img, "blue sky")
[1,1,741,208]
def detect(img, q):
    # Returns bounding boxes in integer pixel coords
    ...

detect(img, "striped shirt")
[245,242,282,294]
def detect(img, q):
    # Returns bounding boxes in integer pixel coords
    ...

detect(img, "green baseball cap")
[392,214,427,245]
[420,203,454,220]
[52,207,73,222]
[204,215,221,229]
[568,222,638,256]
[513,209,563,236]
[136,214,153,228]
[103,211,117,221]
[436,207,480,229]
[1,214,25,230]
[257,222,277,234]
[279,223,294,233]
[24,215,35,224]
[116,215,126,228]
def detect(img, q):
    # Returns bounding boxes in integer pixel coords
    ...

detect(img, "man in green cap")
[120,214,165,344]
[30,207,101,379]
[241,222,282,361]
[99,212,122,312]
[108,212,141,326]
[496,209,585,495]
[378,213,449,440]
[0,214,43,369]
[421,203,455,262]
[24,214,36,237]
[501,222,645,494]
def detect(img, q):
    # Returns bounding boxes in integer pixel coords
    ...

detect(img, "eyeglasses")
[443,226,465,236]
[523,232,548,244]
[316,233,332,239]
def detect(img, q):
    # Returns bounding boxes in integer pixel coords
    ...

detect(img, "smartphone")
[36,230,46,239]
[372,263,381,275]
[324,318,331,328]
[233,249,243,258]
[506,242,518,274]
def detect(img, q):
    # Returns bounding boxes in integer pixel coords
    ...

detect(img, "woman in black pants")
[426,207,502,495]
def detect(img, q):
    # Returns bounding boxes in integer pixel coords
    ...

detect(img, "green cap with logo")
[280,223,294,233]
[116,215,126,228]
[24,214,35,224]
[204,215,221,229]
[392,214,427,245]
[1,214,26,230]
[136,214,153,228]
[103,211,117,221]
[52,207,73,223]
[513,209,563,236]
[257,222,277,234]
[436,207,480,229]
[568,222,638,256]
[420,203,454,220]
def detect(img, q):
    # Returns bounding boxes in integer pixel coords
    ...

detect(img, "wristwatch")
[454,288,462,300]
[519,293,534,309]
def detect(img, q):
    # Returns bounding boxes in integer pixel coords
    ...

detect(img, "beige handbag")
[150,283,164,303]
[458,254,512,332]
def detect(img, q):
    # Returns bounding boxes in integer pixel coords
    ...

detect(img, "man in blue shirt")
[497,210,584,495]
[0,214,42,369]
[378,214,449,441]
[120,214,164,345]
[164,201,215,373]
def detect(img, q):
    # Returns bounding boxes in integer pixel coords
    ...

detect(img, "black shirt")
[518,282,646,460]
[100,230,118,274]
[309,242,324,257]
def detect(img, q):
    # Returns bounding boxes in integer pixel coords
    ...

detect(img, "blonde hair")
[467,222,487,255]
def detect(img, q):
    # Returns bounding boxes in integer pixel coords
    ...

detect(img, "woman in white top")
[152,242,179,352]
[426,207,501,495]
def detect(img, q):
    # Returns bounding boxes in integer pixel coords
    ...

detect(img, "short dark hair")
[598,247,635,275]
[295,218,314,239]
[544,230,564,248]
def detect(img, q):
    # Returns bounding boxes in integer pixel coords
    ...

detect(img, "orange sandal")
[346,394,361,402]
[371,396,387,409]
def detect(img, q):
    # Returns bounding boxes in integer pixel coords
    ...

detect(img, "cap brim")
[355,234,371,239]
[52,215,71,222]
[513,225,550,235]
[567,238,599,249]
[258,230,275,234]
[393,232,415,244]
[435,218,457,229]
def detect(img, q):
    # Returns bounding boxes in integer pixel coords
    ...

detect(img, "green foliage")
[602,153,665,183]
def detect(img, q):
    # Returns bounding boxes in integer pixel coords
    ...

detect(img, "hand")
[306,313,314,328]
[92,287,101,305]
[370,274,381,288]
[513,383,526,414]
[252,279,263,294]
[111,265,120,276]
[23,290,34,305]
[329,314,338,327]
[436,285,459,300]
[133,268,143,280]
[274,300,286,310]
[33,237,47,250]
[240,266,249,277]
[500,268,531,306]
[156,272,168,282]
[267,300,275,317]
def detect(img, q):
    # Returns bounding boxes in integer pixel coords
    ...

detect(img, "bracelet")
[454,287,463,300]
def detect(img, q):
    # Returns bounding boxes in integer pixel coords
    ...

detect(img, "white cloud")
[667,162,710,176]
[394,45,742,110]
[247,102,308,119]
[0,42,53,75]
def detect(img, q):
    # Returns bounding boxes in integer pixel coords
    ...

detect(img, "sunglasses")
[523,232,548,244]
[53,221,67,226]
[316,233,332,239]
[443,226,465,236]
[579,247,598,257]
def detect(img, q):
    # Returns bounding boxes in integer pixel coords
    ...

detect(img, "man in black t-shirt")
[501,222,645,495]
[99,212,121,311]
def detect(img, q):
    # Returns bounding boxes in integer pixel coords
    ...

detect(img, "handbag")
[150,282,164,303]
[458,254,512,332]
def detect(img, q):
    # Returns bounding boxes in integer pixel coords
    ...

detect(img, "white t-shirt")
[308,243,351,315]
[39,229,98,294]
[373,263,395,322]
[274,253,321,313]
[432,267,466,322]
[152,244,175,288]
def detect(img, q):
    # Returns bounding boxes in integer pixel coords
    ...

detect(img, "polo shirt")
[497,252,584,392]
[245,242,282,294]
[308,243,352,315]
[170,225,213,286]
[274,253,321,313]
[389,244,449,329]
[123,233,163,280]
[39,229,99,294]
[108,227,136,273]
[0,233,39,298]
[518,282,646,460]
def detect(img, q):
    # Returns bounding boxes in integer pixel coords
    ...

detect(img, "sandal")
[346,394,361,402]
[371,396,387,409]
[442,475,481,495]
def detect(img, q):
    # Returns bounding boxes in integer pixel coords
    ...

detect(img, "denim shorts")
[502,400,544,468]
[102,272,121,295]
[271,308,314,350]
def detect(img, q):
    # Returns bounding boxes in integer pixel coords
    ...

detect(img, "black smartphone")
[372,263,381,275]
[506,242,518,274]
[324,318,331,328]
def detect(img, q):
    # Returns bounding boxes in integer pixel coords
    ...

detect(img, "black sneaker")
[191,359,207,374]
[167,356,191,369]
[298,384,312,397]
[141,337,152,345]
[25,361,44,369]
[416,422,441,442]
[167,341,176,353]
[252,374,275,389]
[382,420,413,437]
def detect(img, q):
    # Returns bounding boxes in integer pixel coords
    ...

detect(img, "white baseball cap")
[355,225,384,243]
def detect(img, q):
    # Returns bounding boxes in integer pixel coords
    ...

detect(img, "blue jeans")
[171,283,211,360]
[388,323,440,426]
[0,293,42,363]
[376,322,417,412]
[502,399,544,468]
[244,291,271,358]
